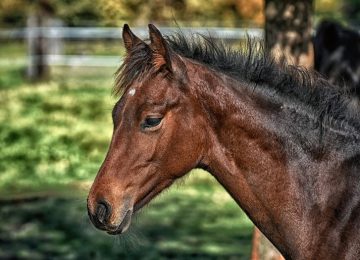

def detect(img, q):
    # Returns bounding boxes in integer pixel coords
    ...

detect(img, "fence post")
[26,1,55,81]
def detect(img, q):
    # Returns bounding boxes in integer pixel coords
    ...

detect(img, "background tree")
[343,0,360,24]
[265,0,314,68]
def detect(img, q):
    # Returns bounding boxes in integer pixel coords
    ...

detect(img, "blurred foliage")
[0,0,359,27]
[0,0,102,27]
[0,171,253,259]
[316,0,343,12]
[315,0,360,25]
[0,0,24,26]
[315,0,346,23]
[98,0,264,27]
[0,0,263,27]
[54,0,102,26]
[343,0,360,24]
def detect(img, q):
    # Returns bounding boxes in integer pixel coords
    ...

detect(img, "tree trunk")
[265,0,314,68]
[251,228,284,260]
[251,1,315,259]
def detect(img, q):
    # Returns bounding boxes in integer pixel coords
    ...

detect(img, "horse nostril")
[96,200,111,225]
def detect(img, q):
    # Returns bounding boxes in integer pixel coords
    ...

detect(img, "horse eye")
[142,117,162,129]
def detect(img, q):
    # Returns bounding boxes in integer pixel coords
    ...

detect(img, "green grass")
[0,63,253,258]
[0,41,26,58]
[0,65,115,193]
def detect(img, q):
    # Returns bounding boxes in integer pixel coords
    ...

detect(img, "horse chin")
[106,209,133,235]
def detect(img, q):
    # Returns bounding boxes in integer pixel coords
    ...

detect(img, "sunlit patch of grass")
[0,66,115,194]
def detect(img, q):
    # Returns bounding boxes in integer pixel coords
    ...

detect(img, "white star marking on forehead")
[128,88,136,96]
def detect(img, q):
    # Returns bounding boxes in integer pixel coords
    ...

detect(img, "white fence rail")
[0,27,263,74]
[36,55,123,67]
[0,27,263,40]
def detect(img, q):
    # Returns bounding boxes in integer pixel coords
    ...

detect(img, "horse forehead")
[127,85,160,100]
[126,77,174,104]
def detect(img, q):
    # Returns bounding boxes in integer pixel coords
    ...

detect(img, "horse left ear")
[123,24,144,53]
[148,24,172,71]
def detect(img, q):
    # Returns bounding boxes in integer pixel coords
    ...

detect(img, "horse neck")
[187,60,360,258]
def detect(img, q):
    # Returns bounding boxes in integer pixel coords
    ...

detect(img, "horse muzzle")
[87,199,133,235]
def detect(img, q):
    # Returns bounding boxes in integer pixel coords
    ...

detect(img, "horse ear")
[148,24,172,71]
[122,24,143,52]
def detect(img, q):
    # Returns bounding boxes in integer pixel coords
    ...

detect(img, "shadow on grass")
[0,180,253,259]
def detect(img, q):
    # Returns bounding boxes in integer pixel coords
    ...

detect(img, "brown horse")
[87,24,360,259]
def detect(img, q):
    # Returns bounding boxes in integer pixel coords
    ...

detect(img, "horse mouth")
[133,179,175,213]
[106,209,133,235]
[134,188,158,213]
[104,190,154,235]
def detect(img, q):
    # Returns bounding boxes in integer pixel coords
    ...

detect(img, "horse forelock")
[114,42,154,96]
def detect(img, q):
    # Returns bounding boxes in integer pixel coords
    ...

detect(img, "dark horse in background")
[314,20,360,101]
[88,24,360,259]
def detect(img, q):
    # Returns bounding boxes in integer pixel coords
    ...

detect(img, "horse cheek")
[166,125,201,178]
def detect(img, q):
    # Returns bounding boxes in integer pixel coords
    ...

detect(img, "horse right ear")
[122,24,144,52]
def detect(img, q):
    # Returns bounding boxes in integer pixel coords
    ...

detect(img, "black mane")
[115,31,360,136]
